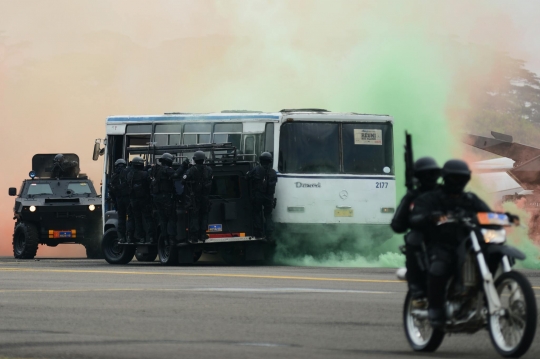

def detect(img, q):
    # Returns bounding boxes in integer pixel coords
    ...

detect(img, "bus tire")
[102,228,135,264]
[158,237,178,266]
[13,222,39,259]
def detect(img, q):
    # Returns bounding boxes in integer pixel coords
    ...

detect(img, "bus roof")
[106,111,393,124]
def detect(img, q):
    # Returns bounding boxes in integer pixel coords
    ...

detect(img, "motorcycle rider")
[109,159,131,243]
[51,154,79,178]
[409,159,491,328]
[391,157,440,299]
[183,151,213,243]
[247,152,278,239]
[127,156,154,244]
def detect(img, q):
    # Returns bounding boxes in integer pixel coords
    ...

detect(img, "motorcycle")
[401,212,537,358]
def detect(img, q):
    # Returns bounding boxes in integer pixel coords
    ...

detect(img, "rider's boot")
[428,308,446,329]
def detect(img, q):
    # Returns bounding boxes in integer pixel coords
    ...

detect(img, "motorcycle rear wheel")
[403,291,445,352]
[489,271,537,358]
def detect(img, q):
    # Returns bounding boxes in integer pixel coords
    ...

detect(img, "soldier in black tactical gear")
[247,152,278,239]
[410,159,491,328]
[391,157,440,299]
[183,151,213,242]
[127,157,155,244]
[51,154,79,178]
[109,159,131,243]
[152,153,189,246]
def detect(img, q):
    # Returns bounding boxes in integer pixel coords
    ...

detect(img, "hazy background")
[1,0,540,259]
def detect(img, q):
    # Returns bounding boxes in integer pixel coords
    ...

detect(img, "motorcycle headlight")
[481,228,506,244]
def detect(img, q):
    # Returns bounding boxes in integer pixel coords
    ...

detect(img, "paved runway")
[0,257,539,359]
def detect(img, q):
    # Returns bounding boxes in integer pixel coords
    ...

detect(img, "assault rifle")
[404,131,414,191]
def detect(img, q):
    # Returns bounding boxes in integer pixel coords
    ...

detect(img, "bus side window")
[264,123,274,156]
[244,135,255,161]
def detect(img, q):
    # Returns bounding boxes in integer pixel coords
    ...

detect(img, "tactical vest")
[152,165,175,195]
[185,165,212,197]
[250,165,277,196]
[128,169,148,199]
[110,167,130,197]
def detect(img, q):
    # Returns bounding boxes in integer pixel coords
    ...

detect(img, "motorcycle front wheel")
[403,291,445,352]
[489,271,537,358]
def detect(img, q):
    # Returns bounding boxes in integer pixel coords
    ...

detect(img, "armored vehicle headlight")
[29,205,36,212]
[88,204,96,211]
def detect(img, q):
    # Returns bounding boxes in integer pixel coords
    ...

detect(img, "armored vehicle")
[9,154,103,259]
[101,143,272,265]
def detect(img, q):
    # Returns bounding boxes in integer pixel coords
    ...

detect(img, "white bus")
[96,109,396,248]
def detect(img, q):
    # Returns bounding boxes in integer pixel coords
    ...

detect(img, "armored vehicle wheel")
[158,237,178,265]
[13,222,39,259]
[135,249,158,262]
[102,228,135,264]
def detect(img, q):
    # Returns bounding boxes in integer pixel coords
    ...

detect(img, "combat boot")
[117,236,126,244]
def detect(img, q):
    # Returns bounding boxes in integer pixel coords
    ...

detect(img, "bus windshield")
[278,122,393,175]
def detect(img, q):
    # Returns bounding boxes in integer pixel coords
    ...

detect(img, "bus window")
[264,123,274,154]
[242,135,256,161]
[184,123,211,144]
[342,123,393,175]
[278,122,340,174]
[213,123,242,149]
[155,124,182,146]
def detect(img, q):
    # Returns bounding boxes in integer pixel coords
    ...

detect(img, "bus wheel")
[158,237,178,265]
[102,228,135,264]
[13,222,39,259]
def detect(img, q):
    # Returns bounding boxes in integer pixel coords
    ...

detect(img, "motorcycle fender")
[487,245,526,260]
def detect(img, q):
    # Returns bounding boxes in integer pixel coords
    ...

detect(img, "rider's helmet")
[441,159,471,194]
[54,154,65,164]
[114,158,127,168]
[193,151,206,164]
[131,156,145,169]
[413,157,440,190]
[159,153,174,166]
[259,152,273,164]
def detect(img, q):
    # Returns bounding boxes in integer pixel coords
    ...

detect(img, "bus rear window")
[278,122,340,174]
[278,122,394,175]
[342,123,393,175]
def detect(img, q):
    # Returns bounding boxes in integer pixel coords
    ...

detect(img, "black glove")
[505,212,520,225]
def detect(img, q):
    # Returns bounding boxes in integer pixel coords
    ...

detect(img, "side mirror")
[92,139,102,161]
[9,187,17,196]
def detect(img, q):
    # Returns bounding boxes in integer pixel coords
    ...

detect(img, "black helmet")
[159,153,174,166]
[442,159,471,194]
[54,154,65,163]
[414,157,439,173]
[414,157,440,190]
[132,156,145,168]
[193,151,206,163]
[259,152,273,163]
[442,159,471,177]
[114,158,127,167]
